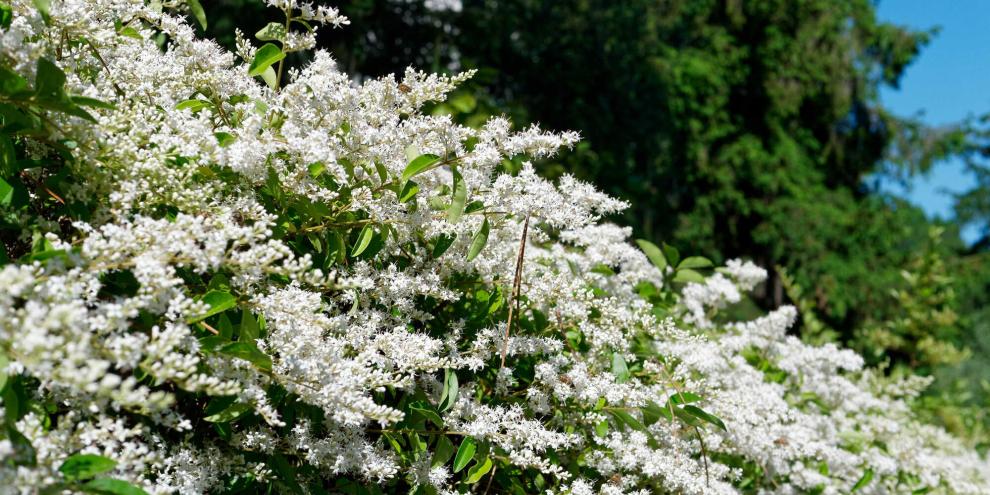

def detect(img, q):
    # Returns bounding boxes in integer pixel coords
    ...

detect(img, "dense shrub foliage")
[0,1,987,494]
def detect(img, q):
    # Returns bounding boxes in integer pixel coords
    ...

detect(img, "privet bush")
[0,1,987,494]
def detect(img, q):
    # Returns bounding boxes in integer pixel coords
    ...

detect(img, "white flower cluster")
[0,1,987,494]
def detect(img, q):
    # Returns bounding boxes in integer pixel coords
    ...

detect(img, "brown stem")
[695,426,710,487]
[85,39,124,97]
[500,213,530,369]
[482,464,497,495]
[197,321,219,335]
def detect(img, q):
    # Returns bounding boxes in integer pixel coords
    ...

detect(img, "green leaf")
[636,239,667,272]
[240,309,260,341]
[465,218,490,261]
[398,180,419,203]
[432,436,455,467]
[668,392,703,405]
[350,224,374,257]
[215,313,234,339]
[0,4,12,29]
[0,66,28,96]
[465,455,493,484]
[672,269,705,283]
[248,43,285,77]
[678,256,712,270]
[186,290,237,323]
[464,200,485,214]
[0,350,8,392]
[590,264,616,276]
[59,454,116,481]
[611,352,630,384]
[203,402,252,423]
[186,0,207,29]
[32,0,50,23]
[175,99,209,112]
[373,161,389,183]
[452,437,477,473]
[641,401,667,427]
[219,342,272,371]
[851,467,874,492]
[82,478,149,495]
[34,58,66,103]
[255,22,287,42]
[214,132,236,147]
[594,419,609,437]
[447,168,467,223]
[661,243,680,267]
[409,401,443,428]
[401,154,441,182]
[259,66,277,88]
[432,233,456,258]
[116,26,142,40]
[269,454,304,495]
[608,409,646,432]
[307,162,326,178]
[0,177,13,206]
[681,405,727,431]
[71,96,115,110]
[439,369,458,413]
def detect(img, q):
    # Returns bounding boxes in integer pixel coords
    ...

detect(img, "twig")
[695,426,710,487]
[84,39,124,97]
[500,213,530,369]
[44,186,65,204]
[482,464,497,495]
[197,321,219,335]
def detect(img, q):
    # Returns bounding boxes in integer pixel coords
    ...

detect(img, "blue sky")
[875,0,990,243]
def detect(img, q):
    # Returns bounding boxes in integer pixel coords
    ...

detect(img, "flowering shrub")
[0,1,987,494]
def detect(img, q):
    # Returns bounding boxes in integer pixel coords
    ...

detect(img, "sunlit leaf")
[636,239,667,272]
[187,0,207,29]
[186,291,236,323]
[447,168,467,223]
[466,218,489,261]
[248,43,285,77]
[59,454,116,481]
[351,224,374,257]
[452,437,476,473]
[401,154,441,182]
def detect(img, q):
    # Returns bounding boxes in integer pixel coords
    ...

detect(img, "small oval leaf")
[255,22,287,42]
[432,233,457,258]
[672,269,705,283]
[401,154,441,182]
[452,437,477,473]
[351,224,374,257]
[678,256,713,270]
[465,455,493,484]
[636,239,667,272]
[219,342,272,371]
[466,218,490,262]
[186,291,237,324]
[398,180,419,203]
[59,454,116,481]
[248,43,285,77]
[447,168,467,223]
[204,402,252,423]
